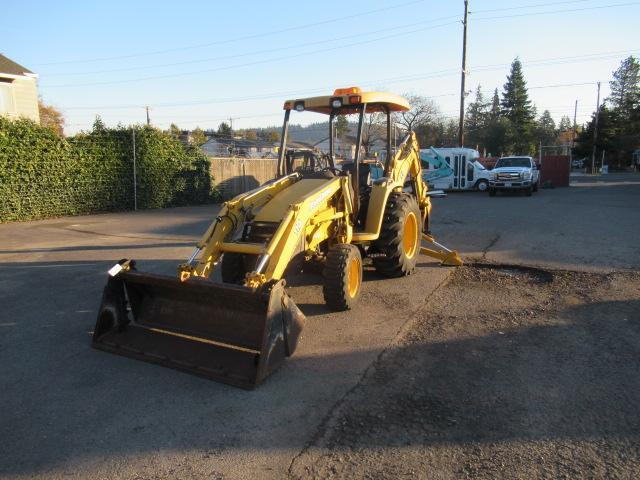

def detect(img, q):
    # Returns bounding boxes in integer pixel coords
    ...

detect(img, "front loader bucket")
[92,268,305,389]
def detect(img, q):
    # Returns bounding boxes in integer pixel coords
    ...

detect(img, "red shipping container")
[540,155,570,187]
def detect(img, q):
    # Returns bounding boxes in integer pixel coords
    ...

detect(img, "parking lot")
[1,173,639,479]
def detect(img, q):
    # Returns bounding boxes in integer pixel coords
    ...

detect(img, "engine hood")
[492,166,531,173]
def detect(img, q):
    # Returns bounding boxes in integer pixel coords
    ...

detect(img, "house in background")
[0,54,40,123]
[201,137,278,158]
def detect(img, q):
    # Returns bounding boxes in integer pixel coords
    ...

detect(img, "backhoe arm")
[387,131,432,217]
[386,132,463,266]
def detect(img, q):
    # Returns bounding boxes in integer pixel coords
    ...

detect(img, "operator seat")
[340,162,372,193]
[340,162,373,227]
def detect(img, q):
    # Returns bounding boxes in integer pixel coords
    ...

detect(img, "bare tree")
[395,94,440,133]
[361,112,385,157]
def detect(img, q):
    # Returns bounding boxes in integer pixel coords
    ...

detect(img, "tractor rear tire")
[323,244,363,311]
[372,193,422,278]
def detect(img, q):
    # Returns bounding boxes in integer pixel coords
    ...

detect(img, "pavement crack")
[481,233,501,261]
[286,270,454,479]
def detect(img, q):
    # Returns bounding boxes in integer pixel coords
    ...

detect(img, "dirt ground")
[290,264,640,479]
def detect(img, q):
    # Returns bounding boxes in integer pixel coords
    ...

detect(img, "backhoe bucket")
[92,268,305,389]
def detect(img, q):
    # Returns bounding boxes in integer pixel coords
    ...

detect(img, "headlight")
[522,171,531,179]
[490,172,497,180]
[331,98,342,108]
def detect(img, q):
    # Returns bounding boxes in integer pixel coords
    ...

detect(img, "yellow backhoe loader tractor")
[92,87,462,389]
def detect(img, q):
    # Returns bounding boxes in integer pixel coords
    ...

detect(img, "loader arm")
[178,173,300,280]
[180,174,355,289]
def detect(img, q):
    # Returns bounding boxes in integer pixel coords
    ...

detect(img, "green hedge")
[0,117,214,222]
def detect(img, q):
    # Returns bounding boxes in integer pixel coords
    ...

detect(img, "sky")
[4,0,640,134]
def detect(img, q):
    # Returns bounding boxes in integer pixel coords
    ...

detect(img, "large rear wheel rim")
[348,256,361,298]
[403,212,418,259]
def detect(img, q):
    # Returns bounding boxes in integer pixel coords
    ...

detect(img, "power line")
[43,20,460,88]
[59,47,637,112]
[473,1,640,21]
[32,0,429,66]
[471,0,591,14]
[44,14,461,78]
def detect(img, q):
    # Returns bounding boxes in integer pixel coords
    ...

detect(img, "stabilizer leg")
[420,233,463,266]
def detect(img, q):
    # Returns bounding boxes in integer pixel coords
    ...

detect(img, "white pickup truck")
[488,156,540,196]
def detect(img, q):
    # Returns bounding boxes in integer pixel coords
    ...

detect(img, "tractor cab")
[278,87,410,225]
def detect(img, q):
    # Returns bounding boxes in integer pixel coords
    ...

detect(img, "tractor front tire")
[372,193,422,278]
[323,244,363,311]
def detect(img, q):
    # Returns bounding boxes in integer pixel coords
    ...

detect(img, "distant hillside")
[255,122,358,146]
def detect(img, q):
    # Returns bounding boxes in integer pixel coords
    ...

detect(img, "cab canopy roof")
[284,87,410,115]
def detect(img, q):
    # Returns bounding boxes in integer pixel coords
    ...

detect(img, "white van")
[420,147,490,192]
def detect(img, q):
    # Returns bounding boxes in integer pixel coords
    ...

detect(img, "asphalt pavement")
[0,172,638,479]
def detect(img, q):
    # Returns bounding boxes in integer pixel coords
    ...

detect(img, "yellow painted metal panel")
[254,179,334,222]
[284,90,410,115]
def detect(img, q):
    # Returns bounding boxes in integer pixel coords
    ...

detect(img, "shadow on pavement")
[0,242,194,255]
[1,254,639,478]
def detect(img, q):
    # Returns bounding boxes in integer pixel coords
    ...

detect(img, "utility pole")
[132,129,137,211]
[591,82,601,175]
[228,117,234,133]
[145,106,151,125]
[570,99,578,167]
[458,0,469,148]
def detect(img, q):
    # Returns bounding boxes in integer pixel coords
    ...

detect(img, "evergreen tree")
[558,115,572,132]
[489,88,501,120]
[536,110,557,147]
[608,56,640,116]
[465,85,489,149]
[501,58,536,153]
[574,105,616,167]
[92,116,106,132]
[335,115,349,138]
[484,117,513,157]
[606,56,640,167]
[217,122,232,137]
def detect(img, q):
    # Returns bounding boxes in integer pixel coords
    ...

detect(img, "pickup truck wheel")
[533,181,539,192]
[476,179,489,192]
[526,186,533,196]
[489,188,496,197]
[323,244,362,311]
[373,193,422,278]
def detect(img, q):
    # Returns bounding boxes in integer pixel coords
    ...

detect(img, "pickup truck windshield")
[496,158,531,168]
